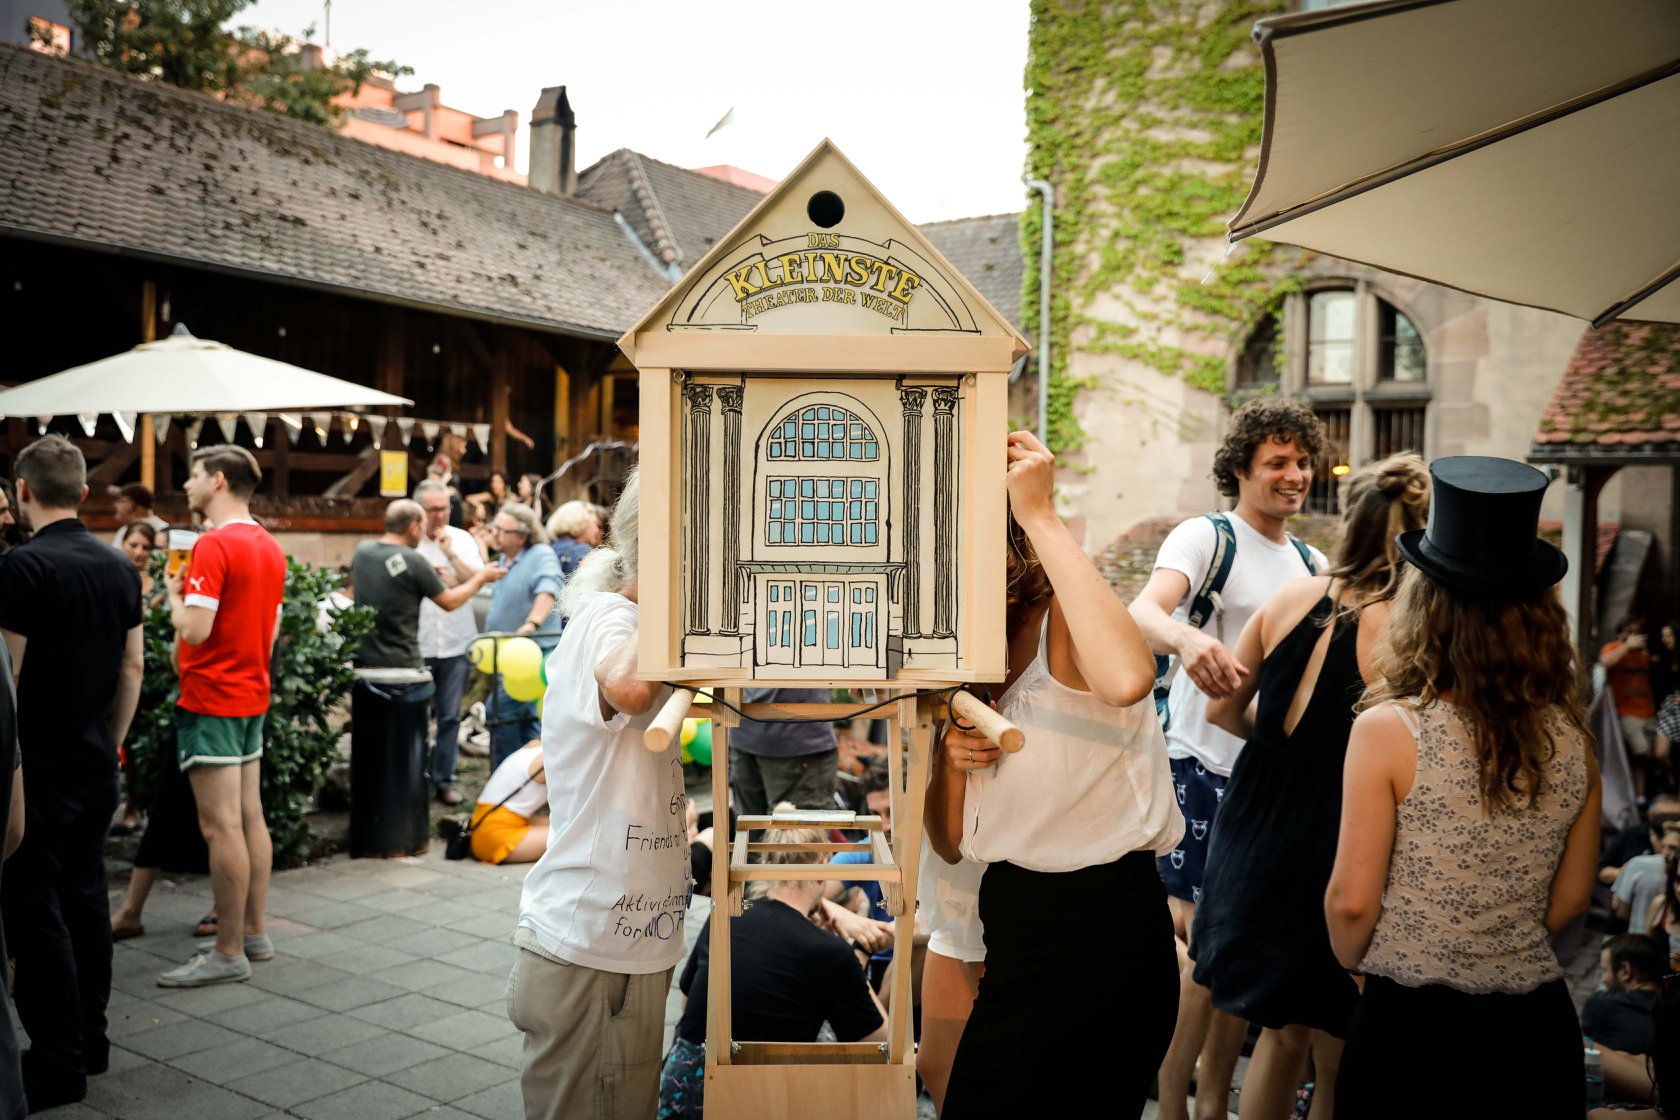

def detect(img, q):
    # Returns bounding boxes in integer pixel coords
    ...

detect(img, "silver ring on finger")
[967,751,974,763]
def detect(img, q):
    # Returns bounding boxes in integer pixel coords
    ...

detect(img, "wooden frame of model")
[621,140,1029,688]
[623,141,1028,1120]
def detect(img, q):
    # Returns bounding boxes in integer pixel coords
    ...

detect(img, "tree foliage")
[128,555,375,866]
[63,0,410,128]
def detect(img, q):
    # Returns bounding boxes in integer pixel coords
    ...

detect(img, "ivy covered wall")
[1022,0,1296,460]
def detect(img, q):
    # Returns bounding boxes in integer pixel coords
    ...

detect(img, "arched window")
[765,404,880,461]
[1231,284,1431,515]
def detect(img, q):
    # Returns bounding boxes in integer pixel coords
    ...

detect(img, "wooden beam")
[140,280,157,491]
[491,357,509,476]
[323,447,382,499]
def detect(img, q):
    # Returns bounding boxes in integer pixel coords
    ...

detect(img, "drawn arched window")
[766,404,880,461]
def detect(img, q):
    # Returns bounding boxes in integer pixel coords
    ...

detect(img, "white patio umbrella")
[1228,0,1680,327]
[0,323,412,417]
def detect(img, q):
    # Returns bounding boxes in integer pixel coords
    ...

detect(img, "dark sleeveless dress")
[1190,596,1363,1036]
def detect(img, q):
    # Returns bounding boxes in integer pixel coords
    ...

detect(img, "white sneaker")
[157,952,251,987]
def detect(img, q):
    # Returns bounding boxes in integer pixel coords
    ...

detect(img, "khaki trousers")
[506,942,673,1120]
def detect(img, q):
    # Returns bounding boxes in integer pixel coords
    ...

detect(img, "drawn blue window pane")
[815,524,829,544]
[770,585,780,603]
[773,499,786,519]
[828,586,841,603]
[866,614,875,647]
[846,524,858,544]
[848,479,862,498]
[865,480,877,499]
[818,443,832,459]
[767,522,781,544]
[844,444,858,459]
[767,611,778,645]
[865,586,875,603]
[813,501,827,519]
[827,615,840,649]
[803,585,817,601]
[817,407,830,420]
[814,480,827,498]
[799,501,813,520]
[852,613,862,646]
[801,423,814,440]
[863,502,876,520]
[851,423,864,439]
[865,441,879,459]
[799,523,814,543]
[847,500,860,519]
[799,442,813,457]
[852,587,862,603]
[803,407,815,420]
[771,479,783,497]
[818,422,831,439]
[802,480,815,497]
[803,612,816,646]
[865,523,878,544]
[781,614,792,645]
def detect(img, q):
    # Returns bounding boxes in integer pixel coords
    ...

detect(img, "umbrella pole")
[139,281,158,491]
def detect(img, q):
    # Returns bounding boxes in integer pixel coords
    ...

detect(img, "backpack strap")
[1287,533,1318,575]
[1153,513,1238,728]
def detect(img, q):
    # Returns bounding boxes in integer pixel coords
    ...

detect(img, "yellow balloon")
[496,637,544,682]
[468,636,499,675]
[681,718,699,747]
[503,671,545,703]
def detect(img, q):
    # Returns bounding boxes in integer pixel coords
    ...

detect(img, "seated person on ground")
[1587,933,1667,1058]
[1605,798,1680,887]
[658,809,887,1119]
[1617,822,1680,935]
[469,740,548,865]
[1592,967,1680,1118]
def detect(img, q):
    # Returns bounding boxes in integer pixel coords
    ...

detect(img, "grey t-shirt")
[728,688,838,759]
[352,541,448,669]
[1615,852,1667,935]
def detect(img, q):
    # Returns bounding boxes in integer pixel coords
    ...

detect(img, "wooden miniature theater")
[624,141,1028,1119]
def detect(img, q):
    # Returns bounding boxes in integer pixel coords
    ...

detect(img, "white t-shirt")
[919,840,986,962]
[960,616,1184,872]
[415,526,483,660]
[516,592,688,974]
[1155,514,1326,776]
[475,742,549,821]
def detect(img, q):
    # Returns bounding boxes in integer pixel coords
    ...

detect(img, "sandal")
[191,914,218,938]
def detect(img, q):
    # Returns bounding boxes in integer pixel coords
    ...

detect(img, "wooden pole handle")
[949,690,1025,752]
[643,687,697,752]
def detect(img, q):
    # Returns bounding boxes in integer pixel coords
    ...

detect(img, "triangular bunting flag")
[185,418,204,450]
[450,422,467,439]
[420,421,440,447]
[342,414,357,445]
[307,413,330,444]
[471,423,491,452]
[279,413,304,447]
[215,415,238,444]
[370,418,385,450]
[395,417,416,444]
[153,414,172,444]
[35,416,53,435]
[244,413,268,449]
[77,414,98,437]
[113,413,137,443]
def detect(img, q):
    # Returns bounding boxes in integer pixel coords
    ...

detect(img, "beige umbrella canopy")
[0,324,412,417]
[1229,0,1680,327]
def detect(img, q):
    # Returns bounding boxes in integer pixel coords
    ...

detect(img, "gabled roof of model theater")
[0,43,1028,340]
[0,42,669,340]
[1530,321,1680,465]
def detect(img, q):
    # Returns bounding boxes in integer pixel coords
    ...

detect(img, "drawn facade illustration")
[620,140,1027,686]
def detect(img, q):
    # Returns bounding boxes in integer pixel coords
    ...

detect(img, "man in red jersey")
[157,446,287,988]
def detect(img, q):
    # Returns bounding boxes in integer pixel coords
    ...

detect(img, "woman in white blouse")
[926,430,1182,1117]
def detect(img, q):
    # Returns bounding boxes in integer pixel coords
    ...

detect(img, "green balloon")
[689,719,713,766]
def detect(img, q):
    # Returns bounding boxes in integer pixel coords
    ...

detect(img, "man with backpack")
[1132,398,1327,1120]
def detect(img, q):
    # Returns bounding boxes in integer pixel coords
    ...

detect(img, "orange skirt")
[469,804,535,865]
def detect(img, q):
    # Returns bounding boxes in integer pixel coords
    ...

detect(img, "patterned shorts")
[1157,755,1227,904]
[657,1036,705,1118]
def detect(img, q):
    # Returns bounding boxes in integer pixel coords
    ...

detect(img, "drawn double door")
[762,577,880,669]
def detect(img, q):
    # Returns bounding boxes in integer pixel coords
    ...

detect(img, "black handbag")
[443,770,536,861]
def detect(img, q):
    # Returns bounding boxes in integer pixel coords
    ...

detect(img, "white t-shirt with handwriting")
[1154,514,1326,776]
[516,592,688,974]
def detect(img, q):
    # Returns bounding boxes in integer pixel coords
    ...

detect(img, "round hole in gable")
[807,191,845,228]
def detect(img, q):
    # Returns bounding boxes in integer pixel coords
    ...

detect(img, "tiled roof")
[577,148,764,273]
[920,213,1025,335]
[1531,322,1680,460]
[0,43,670,339]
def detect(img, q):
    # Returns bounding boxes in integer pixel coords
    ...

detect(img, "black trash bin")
[349,666,436,859]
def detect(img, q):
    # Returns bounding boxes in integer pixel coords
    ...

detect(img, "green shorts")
[177,707,265,770]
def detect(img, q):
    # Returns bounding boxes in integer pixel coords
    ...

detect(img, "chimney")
[529,86,576,196]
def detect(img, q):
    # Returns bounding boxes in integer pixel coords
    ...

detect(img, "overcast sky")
[243,0,1033,224]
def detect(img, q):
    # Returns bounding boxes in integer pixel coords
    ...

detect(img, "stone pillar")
[899,387,927,638]
[718,385,744,635]
[684,384,713,634]
[932,386,958,639]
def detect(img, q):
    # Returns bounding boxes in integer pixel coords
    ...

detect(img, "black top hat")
[1395,456,1567,602]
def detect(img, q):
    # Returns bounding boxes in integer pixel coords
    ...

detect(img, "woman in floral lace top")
[1324,457,1602,1119]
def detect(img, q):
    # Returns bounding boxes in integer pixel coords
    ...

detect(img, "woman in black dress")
[1190,453,1429,1120]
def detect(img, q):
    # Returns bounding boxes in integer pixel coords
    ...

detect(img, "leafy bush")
[126,555,375,866]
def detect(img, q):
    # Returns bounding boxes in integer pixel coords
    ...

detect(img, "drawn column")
[931,386,957,638]
[717,385,744,635]
[898,387,926,638]
[684,383,713,634]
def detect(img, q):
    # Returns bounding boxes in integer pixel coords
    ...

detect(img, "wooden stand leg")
[708,696,735,1070]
